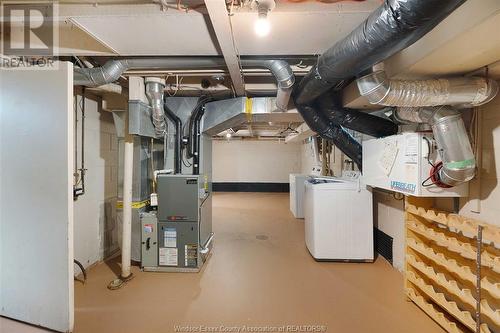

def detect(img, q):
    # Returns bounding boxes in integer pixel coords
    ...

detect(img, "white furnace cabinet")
[362,132,468,197]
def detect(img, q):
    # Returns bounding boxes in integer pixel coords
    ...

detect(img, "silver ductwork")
[242,59,295,111]
[395,106,476,186]
[357,71,498,108]
[74,57,295,111]
[73,58,225,86]
[202,97,303,136]
[145,78,166,137]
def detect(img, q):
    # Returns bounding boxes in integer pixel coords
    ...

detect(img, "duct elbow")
[242,59,295,111]
[74,60,129,86]
[357,71,498,108]
[267,60,294,111]
[432,108,476,186]
[145,78,167,137]
[395,106,476,187]
[439,161,476,187]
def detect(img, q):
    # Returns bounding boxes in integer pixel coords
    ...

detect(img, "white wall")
[373,191,405,272]
[0,62,74,332]
[212,140,301,182]
[73,95,119,269]
[459,87,500,227]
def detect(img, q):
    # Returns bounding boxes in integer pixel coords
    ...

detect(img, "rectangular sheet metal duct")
[202,97,303,136]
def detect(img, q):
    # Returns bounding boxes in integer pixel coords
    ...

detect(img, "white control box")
[362,132,468,197]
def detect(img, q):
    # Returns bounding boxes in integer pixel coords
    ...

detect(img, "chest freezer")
[304,177,373,262]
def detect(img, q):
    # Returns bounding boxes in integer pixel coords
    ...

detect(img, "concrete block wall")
[73,95,119,268]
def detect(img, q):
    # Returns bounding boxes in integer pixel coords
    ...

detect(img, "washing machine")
[304,176,373,262]
[289,173,308,218]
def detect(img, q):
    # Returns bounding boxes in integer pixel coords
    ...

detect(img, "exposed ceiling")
[5,0,500,138]
[57,0,379,56]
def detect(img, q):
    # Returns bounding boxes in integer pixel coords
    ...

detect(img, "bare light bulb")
[225,132,232,139]
[254,15,270,37]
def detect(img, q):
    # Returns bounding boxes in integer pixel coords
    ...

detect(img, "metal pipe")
[395,106,476,186]
[357,71,499,108]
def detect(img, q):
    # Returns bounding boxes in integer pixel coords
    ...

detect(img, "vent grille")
[374,228,393,265]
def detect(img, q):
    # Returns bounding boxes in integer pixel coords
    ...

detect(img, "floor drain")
[256,234,269,240]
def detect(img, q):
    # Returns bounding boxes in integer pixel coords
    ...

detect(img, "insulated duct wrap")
[395,107,476,186]
[316,92,398,138]
[357,71,499,108]
[292,0,466,168]
[293,0,467,105]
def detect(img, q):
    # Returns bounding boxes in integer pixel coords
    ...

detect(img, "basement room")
[0,0,499,333]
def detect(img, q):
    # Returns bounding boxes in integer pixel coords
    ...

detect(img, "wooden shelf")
[406,287,467,333]
[405,201,499,333]
[406,204,500,247]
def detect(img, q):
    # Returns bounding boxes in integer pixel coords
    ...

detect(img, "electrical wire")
[74,259,87,283]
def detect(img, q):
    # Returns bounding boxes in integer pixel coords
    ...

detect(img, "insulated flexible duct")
[298,102,362,167]
[292,0,466,168]
[145,78,167,137]
[316,92,397,138]
[74,57,295,111]
[395,107,476,186]
[357,71,499,108]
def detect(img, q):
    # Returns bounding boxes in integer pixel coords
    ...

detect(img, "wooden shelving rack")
[405,198,500,333]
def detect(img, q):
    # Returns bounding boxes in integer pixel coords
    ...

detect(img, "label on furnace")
[159,247,178,266]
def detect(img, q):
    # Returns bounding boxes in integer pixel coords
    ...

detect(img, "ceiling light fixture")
[254,0,275,37]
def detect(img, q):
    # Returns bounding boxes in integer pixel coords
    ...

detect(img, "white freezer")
[304,177,374,261]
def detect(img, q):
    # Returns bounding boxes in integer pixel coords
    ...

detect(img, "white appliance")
[304,177,373,261]
[289,173,308,218]
[362,132,468,197]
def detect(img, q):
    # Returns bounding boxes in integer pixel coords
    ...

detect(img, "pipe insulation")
[292,0,466,168]
[396,107,476,186]
[74,57,295,111]
[357,71,499,108]
[145,78,167,137]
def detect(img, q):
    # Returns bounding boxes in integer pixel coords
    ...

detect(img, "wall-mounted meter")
[362,132,468,197]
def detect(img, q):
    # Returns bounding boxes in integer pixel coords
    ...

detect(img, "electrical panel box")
[362,132,469,197]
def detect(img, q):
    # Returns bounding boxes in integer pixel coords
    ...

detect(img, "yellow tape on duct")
[245,97,253,122]
[116,199,149,209]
